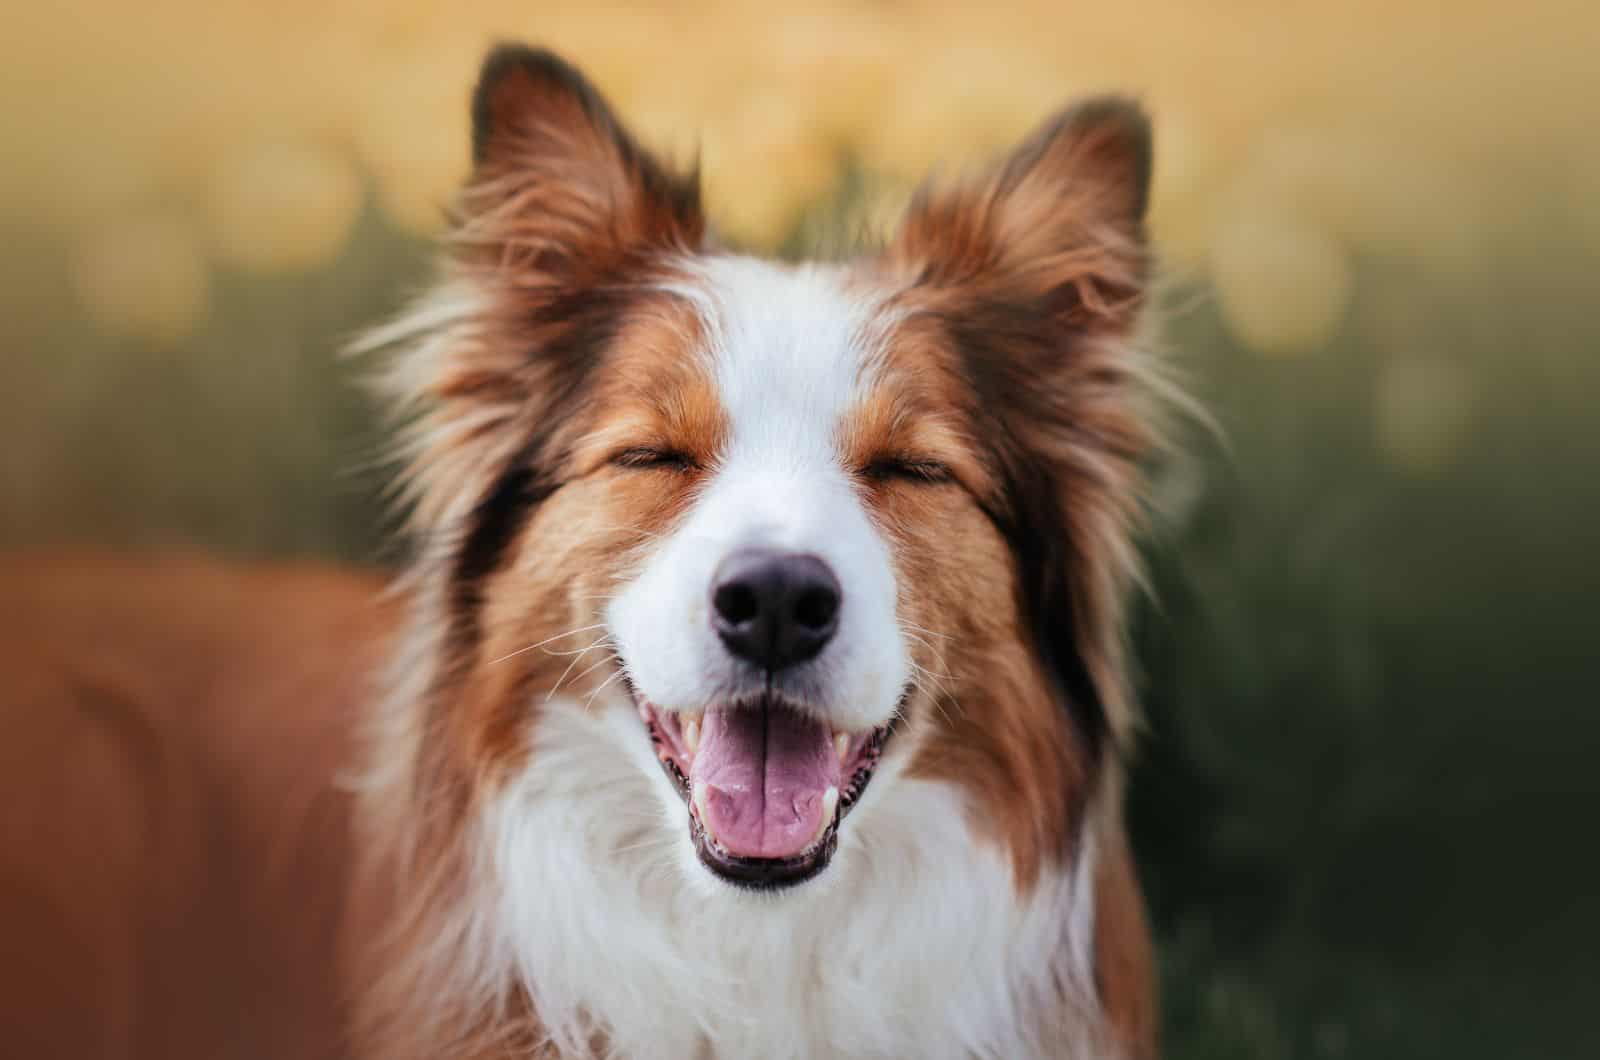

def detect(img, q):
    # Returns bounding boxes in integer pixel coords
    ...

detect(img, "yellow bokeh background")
[2,0,1596,529]
[5,1,1596,358]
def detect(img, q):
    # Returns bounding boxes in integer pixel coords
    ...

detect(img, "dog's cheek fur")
[870,480,1087,892]
[454,479,671,775]
[842,340,1087,892]
[450,306,726,779]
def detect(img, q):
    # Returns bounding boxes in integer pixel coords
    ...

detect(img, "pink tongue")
[691,704,841,859]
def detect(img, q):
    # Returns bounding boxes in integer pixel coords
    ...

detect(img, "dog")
[0,44,1163,1059]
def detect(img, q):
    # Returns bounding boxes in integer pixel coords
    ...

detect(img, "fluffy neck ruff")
[351,659,1114,1058]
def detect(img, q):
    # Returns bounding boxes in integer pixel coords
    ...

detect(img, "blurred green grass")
[2,176,1596,1058]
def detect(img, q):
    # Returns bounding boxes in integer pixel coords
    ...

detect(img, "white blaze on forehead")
[611,254,909,733]
[665,254,886,472]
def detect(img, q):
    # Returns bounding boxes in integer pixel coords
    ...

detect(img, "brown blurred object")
[0,552,398,1058]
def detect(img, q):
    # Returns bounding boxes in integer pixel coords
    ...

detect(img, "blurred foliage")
[3,2,1598,1057]
[1128,223,1600,1058]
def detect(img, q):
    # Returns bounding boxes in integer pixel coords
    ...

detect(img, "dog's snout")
[710,549,840,672]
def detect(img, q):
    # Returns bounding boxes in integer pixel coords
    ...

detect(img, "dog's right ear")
[460,44,704,275]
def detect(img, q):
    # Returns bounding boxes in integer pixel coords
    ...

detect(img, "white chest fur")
[469,698,1109,1059]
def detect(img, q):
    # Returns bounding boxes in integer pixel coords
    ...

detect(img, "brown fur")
[833,338,1085,887]
[1096,830,1159,1059]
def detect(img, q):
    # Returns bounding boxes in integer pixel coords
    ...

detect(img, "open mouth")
[633,689,890,889]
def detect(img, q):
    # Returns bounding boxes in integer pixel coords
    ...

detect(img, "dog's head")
[378,46,1156,894]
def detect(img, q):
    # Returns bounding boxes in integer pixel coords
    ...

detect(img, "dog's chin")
[628,682,893,891]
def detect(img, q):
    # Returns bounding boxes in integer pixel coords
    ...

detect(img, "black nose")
[710,549,841,672]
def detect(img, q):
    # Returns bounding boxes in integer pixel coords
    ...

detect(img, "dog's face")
[602,260,915,886]
[390,48,1154,894]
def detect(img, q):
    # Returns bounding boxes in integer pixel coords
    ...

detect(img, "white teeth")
[683,714,702,756]
[812,786,839,848]
[833,732,850,765]
[693,781,711,824]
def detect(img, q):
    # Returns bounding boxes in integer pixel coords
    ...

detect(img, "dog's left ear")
[889,97,1151,334]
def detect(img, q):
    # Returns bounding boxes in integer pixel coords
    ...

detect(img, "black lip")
[689,809,838,890]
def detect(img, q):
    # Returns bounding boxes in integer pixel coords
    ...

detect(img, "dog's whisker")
[900,630,956,686]
[539,640,611,658]
[544,639,614,703]
[489,623,609,666]
[580,668,628,711]
[568,651,621,691]
[915,666,960,704]
[903,643,953,681]
[906,662,962,723]
[900,624,948,642]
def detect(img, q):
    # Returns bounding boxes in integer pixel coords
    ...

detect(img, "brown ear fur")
[462,44,704,278]
[890,97,1150,332]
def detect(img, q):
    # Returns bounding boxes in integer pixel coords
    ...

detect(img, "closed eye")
[861,457,952,485]
[612,446,698,472]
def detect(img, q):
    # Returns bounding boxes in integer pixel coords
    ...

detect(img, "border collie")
[0,43,1164,1060]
